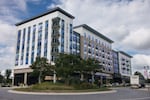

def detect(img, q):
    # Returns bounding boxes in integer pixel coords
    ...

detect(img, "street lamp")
[144,66,149,80]
[51,62,56,84]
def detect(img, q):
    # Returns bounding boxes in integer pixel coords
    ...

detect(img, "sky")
[0,0,150,76]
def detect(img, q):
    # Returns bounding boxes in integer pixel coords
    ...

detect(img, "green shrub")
[31,82,74,90]
[74,82,98,89]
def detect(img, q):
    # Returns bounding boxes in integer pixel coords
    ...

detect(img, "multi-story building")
[70,31,80,55]
[118,51,132,83]
[73,24,114,79]
[112,50,132,83]
[13,7,74,85]
[112,50,121,83]
[13,7,132,85]
[112,50,119,74]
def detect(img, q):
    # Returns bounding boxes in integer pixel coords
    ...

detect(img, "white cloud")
[132,54,150,70]
[0,0,27,14]
[0,43,15,72]
[123,28,150,50]
[0,0,150,75]
[132,54,150,77]
[0,21,16,45]
[47,0,150,50]
[47,0,150,74]
[0,0,45,71]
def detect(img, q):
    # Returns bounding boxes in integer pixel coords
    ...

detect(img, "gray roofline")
[15,7,75,26]
[73,24,114,43]
[112,49,118,53]
[73,31,80,35]
[119,51,133,58]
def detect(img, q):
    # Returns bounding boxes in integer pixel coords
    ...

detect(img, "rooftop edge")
[15,7,75,26]
[74,24,114,43]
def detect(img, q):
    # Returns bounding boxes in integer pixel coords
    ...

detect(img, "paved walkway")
[8,89,117,95]
[1,87,150,100]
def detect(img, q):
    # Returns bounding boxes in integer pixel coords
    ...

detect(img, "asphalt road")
[0,87,150,100]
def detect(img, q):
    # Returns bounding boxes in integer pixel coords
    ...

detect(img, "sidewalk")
[138,88,150,92]
[8,89,117,95]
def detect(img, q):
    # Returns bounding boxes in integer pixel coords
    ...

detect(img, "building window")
[20,28,26,65]
[84,33,86,38]
[51,17,60,62]
[88,35,90,40]
[95,45,98,49]
[95,39,98,43]
[31,52,34,64]
[15,30,21,66]
[38,23,42,31]
[31,25,36,64]
[70,23,73,53]
[88,42,91,47]
[88,49,91,54]
[44,20,48,57]
[84,40,87,45]
[37,23,43,57]
[51,56,54,61]
[92,36,94,41]
[61,20,65,53]
[26,26,31,64]
[45,20,48,29]
[84,47,87,52]
[71,31,80,55]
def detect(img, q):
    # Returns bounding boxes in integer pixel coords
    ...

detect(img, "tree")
[134,71,145,80]
[30,57,53,84]
[0,72,4,83]
[55,53,80,84]
[85,58,101,84]
[5,69,12,83]
[55,53,103,84]
[70,55,85,81]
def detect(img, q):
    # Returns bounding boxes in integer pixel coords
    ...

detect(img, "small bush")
[31,82,74,90]
[14,82,111,92]
[74,82,98,90]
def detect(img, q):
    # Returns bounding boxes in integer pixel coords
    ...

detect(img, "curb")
[138,88,150,91]
[8,90,117,95]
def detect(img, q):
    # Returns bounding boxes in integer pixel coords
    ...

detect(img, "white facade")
[74,25,114,74]
[74,26,112,49]
[14,8,74,69]
[118,51,132,77]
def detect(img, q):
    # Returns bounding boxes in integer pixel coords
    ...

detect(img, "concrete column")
[91,71,95,84]
[24,73,27,85]
[12,76,14,86]
[80,73,84,81]
[53,70,56,84]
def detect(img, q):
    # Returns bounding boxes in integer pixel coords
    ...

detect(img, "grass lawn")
[14,82,111,93]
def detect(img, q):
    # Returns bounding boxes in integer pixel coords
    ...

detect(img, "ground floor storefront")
[13,68,38,86]
[13,68,114,86]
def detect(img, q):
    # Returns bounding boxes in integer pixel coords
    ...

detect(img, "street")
[0,87,150,100]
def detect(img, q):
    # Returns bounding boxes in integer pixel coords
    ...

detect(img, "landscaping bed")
[14,82,111,93]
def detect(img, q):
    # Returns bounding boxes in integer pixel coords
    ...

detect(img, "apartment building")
[112,50,132,83]
[74,24,114,79]
[118,51,132,77]
[13,7,132,85]
[14,7,74,85]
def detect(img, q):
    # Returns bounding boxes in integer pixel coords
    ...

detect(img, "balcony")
[51,33,60,37]
[51,40,60,46]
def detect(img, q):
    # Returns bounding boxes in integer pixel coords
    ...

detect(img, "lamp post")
[51,62,56,84]
[144,66,149,80]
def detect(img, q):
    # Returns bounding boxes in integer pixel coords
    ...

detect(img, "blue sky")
[0,0,150,76]
[20,0,53,19]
